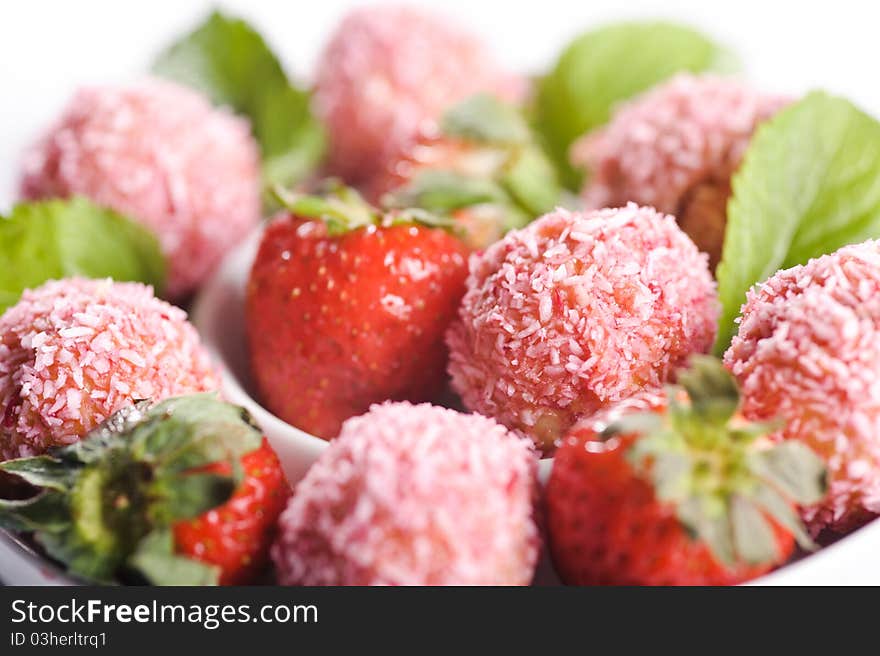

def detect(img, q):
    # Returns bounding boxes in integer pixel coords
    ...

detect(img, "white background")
[0,0,876,207]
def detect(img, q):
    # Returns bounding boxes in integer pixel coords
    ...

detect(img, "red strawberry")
[173,438,289,585]
[247,185,469,440]
[546,357,827,586]
[0,395,289,585]
[373,94,561,250]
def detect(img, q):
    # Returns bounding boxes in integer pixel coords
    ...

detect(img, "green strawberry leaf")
[441,93,531,145]
[0,395,263,585]
[152,472,237,523]
[675,355,740,422]
[271,184,379,235]
[714,92,880,353]
[0,491,72,533]
[128,529,219,586]
[129,395,262,474]
[38,527,120,584]
[386,96,562,233]
[620,357,826,569]
[386,170,507,213]
[0,197,166,313]
[750,483,815,551]
[677,496,735,566]
[534,21,736,189]
[153,10,325,188]
[501,147,562,216]
[730,494,779,565]
[0,457,77,492]
[747,441,828,506]
[64,401,151,465]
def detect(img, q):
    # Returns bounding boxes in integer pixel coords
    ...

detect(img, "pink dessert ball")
[20,78,262,299]
[725,241,880,535]
[0,278,220,460]
[446,204,719,451]
[271,402,540,586]
[573,74,788,268]
[314,4,522,186]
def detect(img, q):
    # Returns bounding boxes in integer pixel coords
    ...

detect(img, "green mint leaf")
[153,10,325,188]
[441,93,531,145]
[128,529,219,586]
[534,21,736,189]
[714,92,880,353]
[0,197,166,313]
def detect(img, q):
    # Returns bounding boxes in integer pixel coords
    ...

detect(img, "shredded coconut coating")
[0,278,220,459]
[20,78,262,298]
[446,204,719,450]
[314,4,522,185]
[271,402,540,585]
[574,75,787,266]
[724,241,880,534]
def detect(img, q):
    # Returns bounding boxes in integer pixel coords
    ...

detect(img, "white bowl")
[191,229,880,585]
[190,230,327,485]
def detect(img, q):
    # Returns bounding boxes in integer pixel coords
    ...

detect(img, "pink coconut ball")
[446,204,719,451]
[0,278,220,460]
[314,4,523,186]
[19,78,262,299]
[573,74,788,268]
[724,241,880,535]
[271,402,540,586]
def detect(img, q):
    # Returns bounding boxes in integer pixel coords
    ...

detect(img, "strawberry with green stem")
[375,94,563,249]
[0,395,288,585]
[247,184,469,440]
[546,356,827,586]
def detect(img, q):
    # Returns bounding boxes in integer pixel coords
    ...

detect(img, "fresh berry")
[20,79,261,298]
[0,278,219,460]
[725,241,880,535]
[271,402,539,585]
[573,74,788,268]
[0,395,288,585]
[314,5,522,186]
[374,94,561,250]
[546,357,827,585]
[247,186,469,439]
[446,204,718,451]
[173,438,289,585]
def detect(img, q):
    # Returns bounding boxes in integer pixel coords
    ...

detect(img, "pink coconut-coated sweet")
[271,402,539,586]
[446,204,719,450]
[314,5,522,185]
[574,74,787,213]
[724,241,880,534]
[0,278,220,460]
[20,79,261,298]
